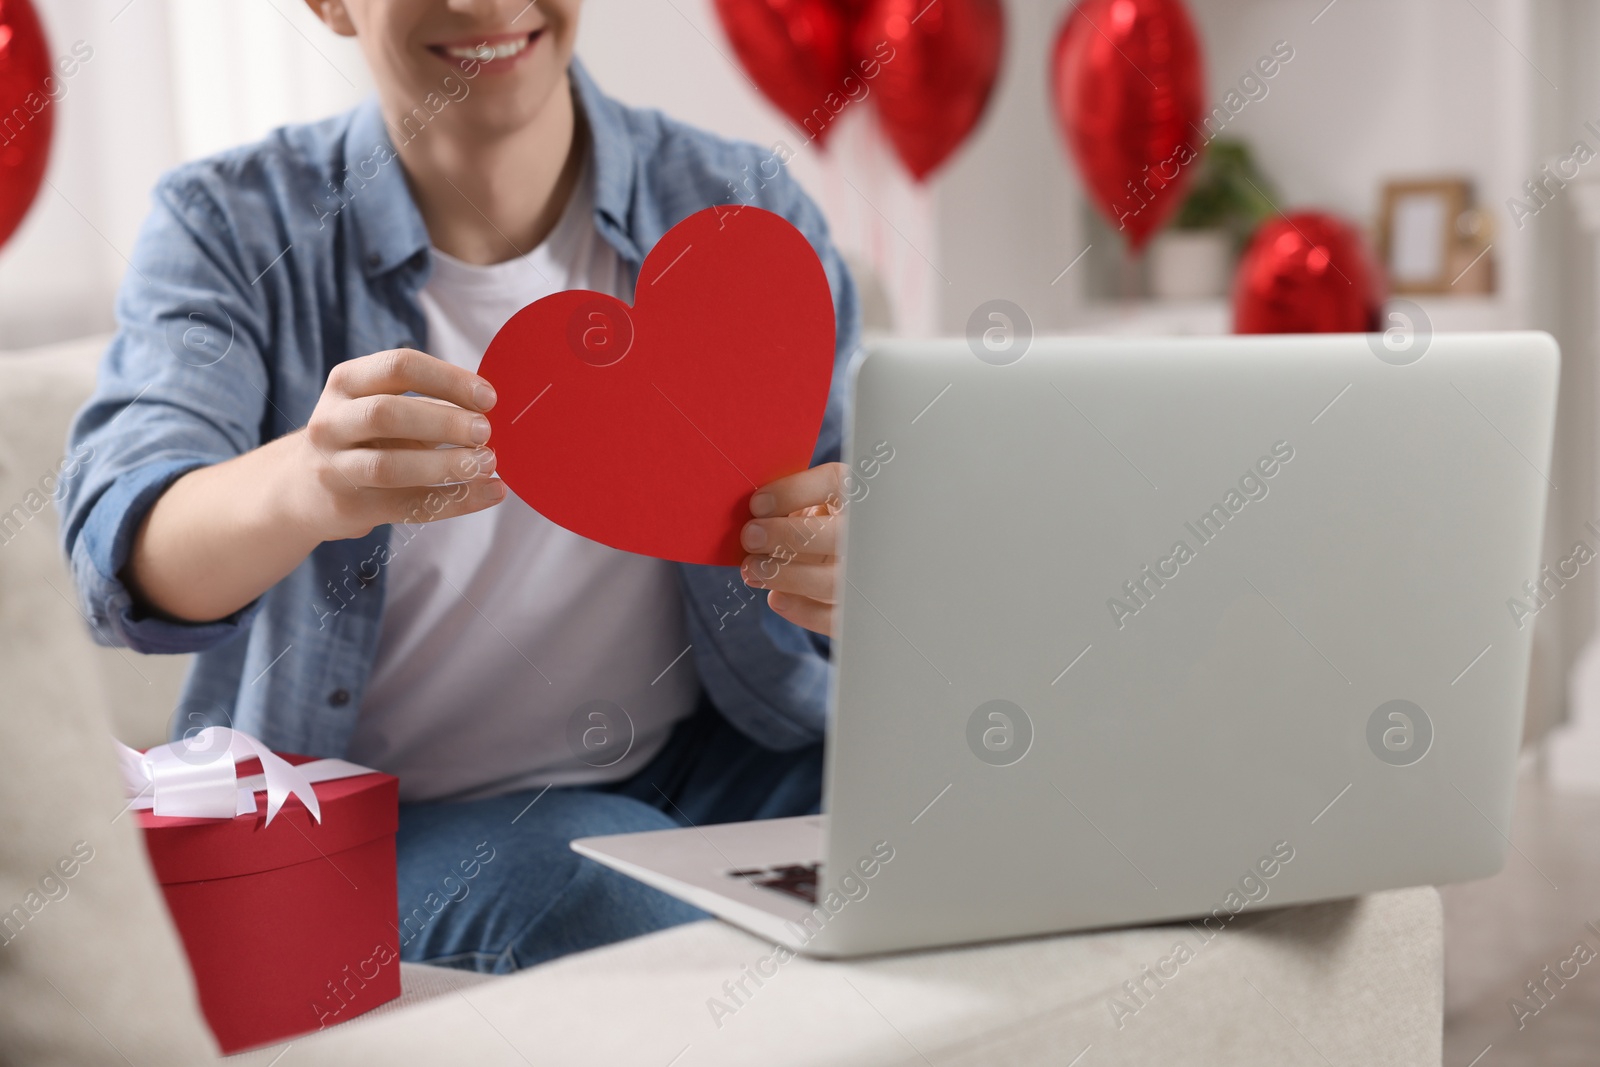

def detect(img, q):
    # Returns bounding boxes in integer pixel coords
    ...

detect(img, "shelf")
[1067,300,1231,337]
[1398,295,1516,334]
[1065,295,1515,338]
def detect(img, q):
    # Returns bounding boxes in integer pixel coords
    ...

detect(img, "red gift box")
[137,753,400,1053]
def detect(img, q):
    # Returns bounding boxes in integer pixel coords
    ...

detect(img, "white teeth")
[444,36,529,61]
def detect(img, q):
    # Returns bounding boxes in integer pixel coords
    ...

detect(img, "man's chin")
[445,95,565,141]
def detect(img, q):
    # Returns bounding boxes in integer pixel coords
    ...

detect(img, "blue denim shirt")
[59,61,859,758]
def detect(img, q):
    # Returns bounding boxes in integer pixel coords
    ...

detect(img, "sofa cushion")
[276,887,1442,1066]
[0,339,219,1064]
[0,336,191,750]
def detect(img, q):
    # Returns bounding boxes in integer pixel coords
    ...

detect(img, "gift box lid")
[137,753,398,886]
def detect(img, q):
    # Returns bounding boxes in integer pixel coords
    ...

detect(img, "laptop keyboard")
[727,862,820,903]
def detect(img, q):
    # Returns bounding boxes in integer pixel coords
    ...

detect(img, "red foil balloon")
[855,0,1003,181]
[1051,0,1205,251]
[0,0,54,250]
[1233,212,1385,334]
[714,0,854,145]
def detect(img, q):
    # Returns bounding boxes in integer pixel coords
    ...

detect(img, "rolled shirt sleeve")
[59,172,277,653]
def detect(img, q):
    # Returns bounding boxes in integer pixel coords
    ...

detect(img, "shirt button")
[329,688,351,707]
[366,252,380,268]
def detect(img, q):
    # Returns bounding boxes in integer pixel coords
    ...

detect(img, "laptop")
[573,331,1559,958]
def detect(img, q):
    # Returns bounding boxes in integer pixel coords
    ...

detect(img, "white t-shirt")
[347,161,700,803]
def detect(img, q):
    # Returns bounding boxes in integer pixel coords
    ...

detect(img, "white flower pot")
[1148,230,1233,301]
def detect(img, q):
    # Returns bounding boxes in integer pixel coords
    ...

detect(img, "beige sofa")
[0,336,1444,1066]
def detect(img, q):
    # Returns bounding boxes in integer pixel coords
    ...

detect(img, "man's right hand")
[125,348,506,623]
[295,348,506,541]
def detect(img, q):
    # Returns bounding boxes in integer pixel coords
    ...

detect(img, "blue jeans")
[393,697,823,972]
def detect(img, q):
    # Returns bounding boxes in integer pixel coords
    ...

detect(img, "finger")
[766,590,835,636]
[750,462,846,518]
[742,556,835,603]
[336,446,495,490]
[744,550,832,568]
[371,477,507,527]
[741,512,837,558]
[329,349,497,413]
[342,394,493,449]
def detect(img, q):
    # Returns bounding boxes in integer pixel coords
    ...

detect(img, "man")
[59,0,858,971]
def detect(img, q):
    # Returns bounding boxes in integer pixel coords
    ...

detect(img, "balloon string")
[1119,244,1142,302]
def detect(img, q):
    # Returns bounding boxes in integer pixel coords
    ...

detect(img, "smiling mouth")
[427,30,542,70]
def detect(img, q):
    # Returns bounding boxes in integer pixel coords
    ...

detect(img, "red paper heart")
[478,206,836,566]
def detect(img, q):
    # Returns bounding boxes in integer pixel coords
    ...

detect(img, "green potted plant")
[1150,139,1278,301]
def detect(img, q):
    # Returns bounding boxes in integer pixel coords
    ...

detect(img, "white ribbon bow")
[116,727,374,825]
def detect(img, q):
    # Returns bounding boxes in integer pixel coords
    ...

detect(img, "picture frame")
[1378,178,1473,294]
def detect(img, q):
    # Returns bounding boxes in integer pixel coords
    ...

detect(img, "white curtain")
[0,0,370,348]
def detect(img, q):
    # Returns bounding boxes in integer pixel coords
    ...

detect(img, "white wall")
[1181,0,1546,328]
[931,0,1085,338]
[575,0,943,335]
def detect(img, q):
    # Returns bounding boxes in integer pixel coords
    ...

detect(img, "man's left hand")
[740,462,846,636]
